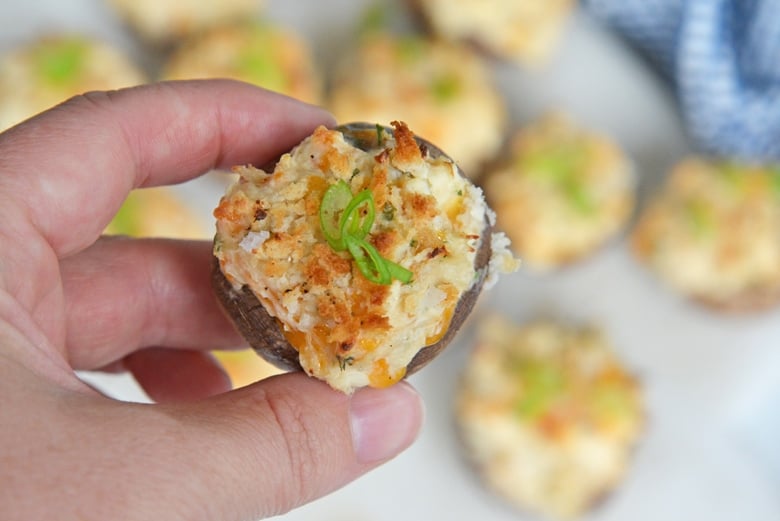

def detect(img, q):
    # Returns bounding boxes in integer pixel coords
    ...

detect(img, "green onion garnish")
[34,39,88,87]
[770,166,780,197]
[340,189,375,239]
[345,234,391,284]
[319,181,413,285]
[431,73,461,103]
[320,180,353,250]
[386,259,413,283]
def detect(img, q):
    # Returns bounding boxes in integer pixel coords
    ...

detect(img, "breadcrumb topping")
[214,122,516,392]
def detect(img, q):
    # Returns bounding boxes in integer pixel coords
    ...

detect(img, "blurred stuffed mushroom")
[632,158,780,311]
[0,35,146,131]
[162,20,322,104]
[410,0,574,65]
[328,32,506,178]
[456,315,644,519]
[212,121,518,393]
[107,0,263,47]
[484,114,635,270]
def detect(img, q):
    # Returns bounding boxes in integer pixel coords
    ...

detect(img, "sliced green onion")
[319,180,414,285]
[35,39,87,86]
[345,235,391,284]
[320,180,353,250]
[386,260,413,284]
[396,36,425,63]
[358,2,388,36]
[514,360,565,420]
[431,73,461,103]
[684,199,714,237]
[770,166,780,197]
[340,189,375,240]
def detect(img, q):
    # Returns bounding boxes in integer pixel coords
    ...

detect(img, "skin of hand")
[0,80,424,521]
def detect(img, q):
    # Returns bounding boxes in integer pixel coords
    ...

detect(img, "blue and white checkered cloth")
[584,0,780,161]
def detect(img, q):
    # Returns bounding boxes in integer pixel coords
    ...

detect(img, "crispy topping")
[213,121,507,393]
[390,120,422,168]
[407,192,438,219]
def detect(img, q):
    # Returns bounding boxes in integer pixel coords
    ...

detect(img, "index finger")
[0,79,335,258]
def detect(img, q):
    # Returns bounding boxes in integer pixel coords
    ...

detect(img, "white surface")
[4,1,779,519]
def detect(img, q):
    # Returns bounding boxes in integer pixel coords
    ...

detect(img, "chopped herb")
[358,2,387,36]
[397,36,424,63]
[337,355,355,371]
[770,166,780,197]
[34,39,88,87]
[382,201,396,221]
[523,145,595,215]
[684,199,714,237]
[457,189,463,196]
[409,238,418,248]
[588,382,633,419]
[350,168,360,181]
[431,73,461,103]
[236,31,287,93]
[562,178,595,214]
[513,359,566,420]
[719,161,744,190]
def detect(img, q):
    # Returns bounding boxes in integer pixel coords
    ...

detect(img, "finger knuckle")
[257,388,326,512]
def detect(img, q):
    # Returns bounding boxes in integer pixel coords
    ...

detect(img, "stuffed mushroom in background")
[631,158,780,311]
[212,121,518,394]
[162,20,322,105]
[484,114,635,271]
[106,0,263,47]
[104,187,282,388]
[328,32,506,178]
[410,0,574,65]
[456,315,644,520]
[0,35,146,131]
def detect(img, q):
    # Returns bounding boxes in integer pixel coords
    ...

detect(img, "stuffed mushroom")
[212,121,517,393]
[631,157,780,311]
[410,0,574,65]
[456,315,644,519]
[328,32,506,178]
[483,113,635,270]
[162,20,322,105]
[107,0,263,47]
[0,35,146,131]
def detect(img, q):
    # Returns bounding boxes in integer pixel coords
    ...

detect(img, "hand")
[0,80,423,521]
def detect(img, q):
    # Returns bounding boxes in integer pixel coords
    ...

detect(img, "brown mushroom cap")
[211,122,494,382]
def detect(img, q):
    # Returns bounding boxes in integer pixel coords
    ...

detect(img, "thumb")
[144,373,424,520]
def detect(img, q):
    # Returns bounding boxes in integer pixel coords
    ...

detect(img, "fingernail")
[349,382,424,464]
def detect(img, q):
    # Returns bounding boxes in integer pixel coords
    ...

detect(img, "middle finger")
[60,236,244,370]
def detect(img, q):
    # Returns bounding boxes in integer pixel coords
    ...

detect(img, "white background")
[2,1,779,519]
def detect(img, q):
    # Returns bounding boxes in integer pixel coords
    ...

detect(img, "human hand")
[0,80,423,521]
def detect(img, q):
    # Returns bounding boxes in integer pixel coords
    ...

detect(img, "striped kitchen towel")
[584,0,780,161]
